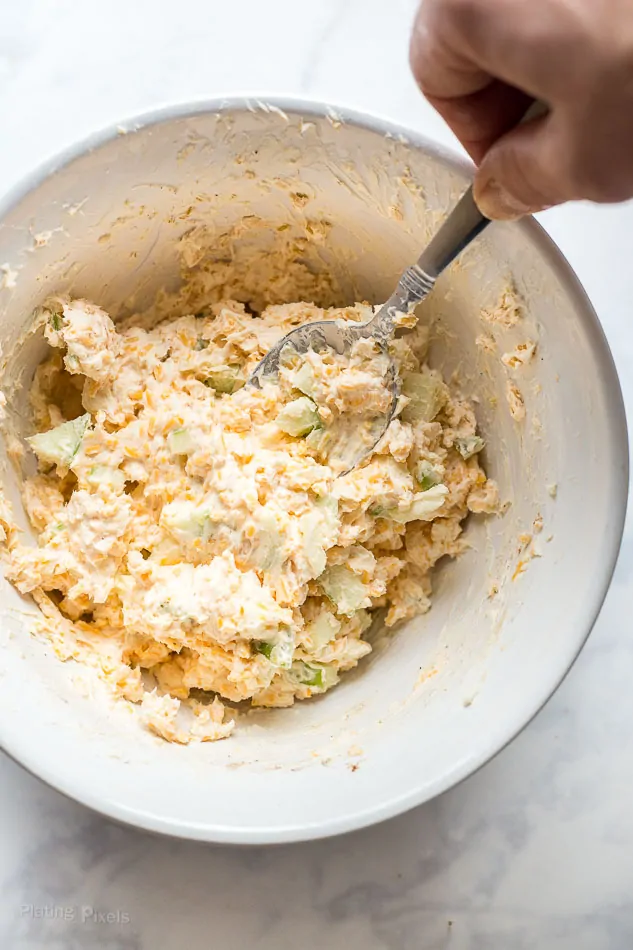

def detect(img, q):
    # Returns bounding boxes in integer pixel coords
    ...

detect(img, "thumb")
[473,114,572,219]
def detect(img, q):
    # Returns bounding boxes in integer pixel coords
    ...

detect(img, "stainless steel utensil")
[249,102,546,471]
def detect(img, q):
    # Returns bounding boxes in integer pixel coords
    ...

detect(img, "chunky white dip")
[2,296,497,743]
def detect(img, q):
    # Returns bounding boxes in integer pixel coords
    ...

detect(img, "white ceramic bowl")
[0,99,627,844]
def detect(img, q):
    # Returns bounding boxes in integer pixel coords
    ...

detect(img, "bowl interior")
[0,102,626,842]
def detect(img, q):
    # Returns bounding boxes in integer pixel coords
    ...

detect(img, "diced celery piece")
[167,427,196,456]
[415,460,442,491]
[316,494,338,527]
[194,337,209,351]
[401,369,447,424]
[277,397,321,437]
[255,641,274,660]
[299,498,339,579]
[205,365,244,394]
[304,426,328,455]
[250,507,283,571]
[356,608,373,635]
[292,661,339,690]
[27,414,90,467]
[85,465,126,491]
[292,362,316,398]
[160,500,211,541]
[455,435,485,459]
[320,564,370,615]
[270,629,295,668]
[254,627,295,669]
[387,484,448,523]
[305,611,341,652]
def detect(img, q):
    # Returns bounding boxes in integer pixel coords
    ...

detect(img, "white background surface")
[1,1,632,947]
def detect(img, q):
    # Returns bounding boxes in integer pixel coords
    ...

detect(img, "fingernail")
[475,180,534,221]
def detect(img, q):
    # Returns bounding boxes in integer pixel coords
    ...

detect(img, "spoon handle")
[366,186,488,342]
[406,98,549,295]
[408,185,489,292]
[366,99,548,341]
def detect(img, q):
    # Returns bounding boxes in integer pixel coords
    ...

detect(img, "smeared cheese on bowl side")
[1,296,498,743]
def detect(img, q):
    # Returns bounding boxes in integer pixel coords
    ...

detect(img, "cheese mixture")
[2,296,497,743]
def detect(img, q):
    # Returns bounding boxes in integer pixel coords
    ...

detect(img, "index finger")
[410,1,531,162]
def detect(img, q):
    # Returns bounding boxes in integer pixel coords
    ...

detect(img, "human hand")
[410,0,633,219]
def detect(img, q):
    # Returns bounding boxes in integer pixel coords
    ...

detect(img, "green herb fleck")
[415,460,442,491]
[254,641,274,660]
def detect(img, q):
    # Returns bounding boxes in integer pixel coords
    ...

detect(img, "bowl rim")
[0,95,628,845]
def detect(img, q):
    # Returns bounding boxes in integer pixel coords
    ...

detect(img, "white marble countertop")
[1,1,632,947]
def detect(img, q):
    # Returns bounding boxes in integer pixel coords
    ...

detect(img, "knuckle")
[498,148,553,208]
[411,0,488,93]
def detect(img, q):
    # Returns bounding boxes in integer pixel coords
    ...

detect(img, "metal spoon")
[248,103,545,472]
[248,187,489,469]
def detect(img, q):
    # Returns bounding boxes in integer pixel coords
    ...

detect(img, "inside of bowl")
[0,103,625,841]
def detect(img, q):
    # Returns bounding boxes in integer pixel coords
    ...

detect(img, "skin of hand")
[410,0,633,219]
